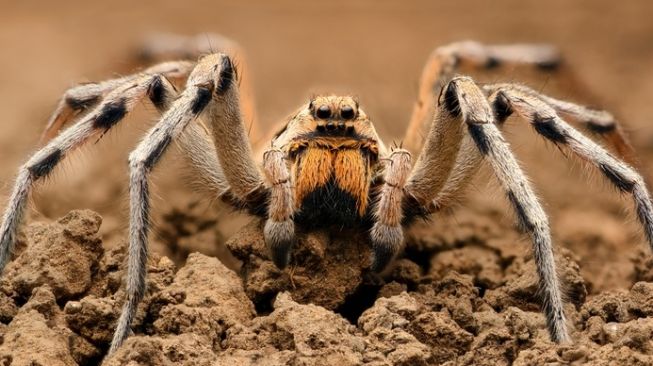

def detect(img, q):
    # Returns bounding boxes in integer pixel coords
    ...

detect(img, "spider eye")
[316,105,331,119]
[340,106,355,120]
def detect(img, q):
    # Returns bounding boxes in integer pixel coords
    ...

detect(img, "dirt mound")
[0,209,651,365]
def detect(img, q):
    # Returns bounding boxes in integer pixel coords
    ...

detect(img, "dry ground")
[1,1,653,365]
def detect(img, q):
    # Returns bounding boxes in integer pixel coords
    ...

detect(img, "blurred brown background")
[1,0,652,289]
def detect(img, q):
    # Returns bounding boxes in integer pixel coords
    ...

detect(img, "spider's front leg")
[135,32,261,141]
[110,53,267,353]
[196,57,296,267]
[370,76,471,271]
[396,77,570,343]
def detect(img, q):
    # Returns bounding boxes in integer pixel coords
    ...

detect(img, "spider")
[0,34,652,356]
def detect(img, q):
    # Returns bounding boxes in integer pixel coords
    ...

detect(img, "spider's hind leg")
[485,83,638,167]
[40,61,194,143]
[0,73,178,274]
[486,83,653,250]
[404,41,636,166]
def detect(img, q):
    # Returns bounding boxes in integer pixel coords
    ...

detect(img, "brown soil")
[1,209,652,365]
[1,1,653,365]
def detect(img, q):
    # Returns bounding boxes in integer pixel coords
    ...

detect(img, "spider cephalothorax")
[1,36,652,357]
[281,97,382,228]
[258,96,387,269]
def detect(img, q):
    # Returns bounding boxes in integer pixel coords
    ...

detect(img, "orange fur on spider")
[289,137,378,216]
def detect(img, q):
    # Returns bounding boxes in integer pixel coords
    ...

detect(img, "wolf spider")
[1,34,651,354]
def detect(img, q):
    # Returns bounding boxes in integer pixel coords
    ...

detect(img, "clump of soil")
[0,208,652,365]
[225,220,376,315]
